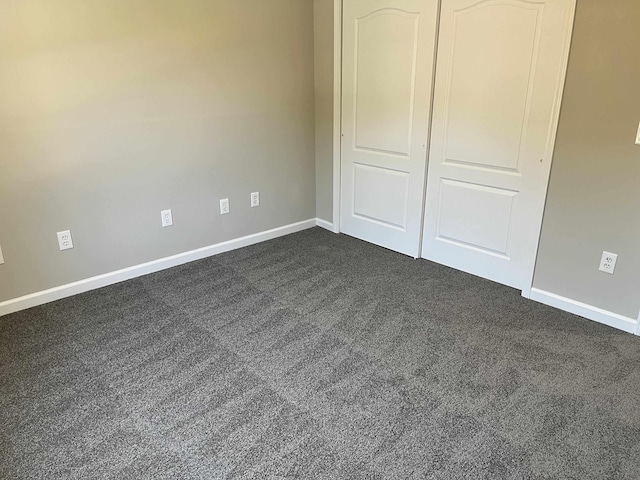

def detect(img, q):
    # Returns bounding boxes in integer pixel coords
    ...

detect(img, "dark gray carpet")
[2,227,639,479]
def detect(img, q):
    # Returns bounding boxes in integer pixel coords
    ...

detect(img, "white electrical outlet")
[599,251,618,274]
[251,192,260,207]
[161,209,173,227]
[57,230,74,251]
[220,198,230,215]
[635,121,640,145]
[0,244,4,264]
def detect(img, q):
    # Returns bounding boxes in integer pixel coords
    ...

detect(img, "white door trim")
[332,0,343,234]
[522,0,577,298]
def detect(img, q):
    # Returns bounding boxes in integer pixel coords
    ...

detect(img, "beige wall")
[314,0,335,223]
[533,0,640,319]
[0,0,316,303]
[3,0,638,322]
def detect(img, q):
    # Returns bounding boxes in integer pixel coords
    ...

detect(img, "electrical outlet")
[0,244,4,264]
[57,230,74,251]
[161,209,173,227]
[251,192,260,207]
[599,251,618,274]
[636,121,640,145]
[220,198,230,215]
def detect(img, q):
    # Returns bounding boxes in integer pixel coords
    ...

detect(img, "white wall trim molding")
[332,0,342,234]
[316,218,334,231]
[636,310,640,336]
[0,219,316,318]
[530,288,639,335]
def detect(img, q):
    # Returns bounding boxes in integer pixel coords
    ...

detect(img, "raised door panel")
[444,2,542,171]
[353,164,410,230]
[437,179,517,256]
[354,10,419,157]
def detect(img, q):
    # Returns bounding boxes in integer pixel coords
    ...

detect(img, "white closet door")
[340,0,438,257]
[422,0,575,289]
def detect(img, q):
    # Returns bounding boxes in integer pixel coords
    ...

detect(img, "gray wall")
[533,0,640,319]
[0,0,316,303]
[314,0,335,223]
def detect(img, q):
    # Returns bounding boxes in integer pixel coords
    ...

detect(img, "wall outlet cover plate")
[599,251,618,274]
[251,192,260,207]
[57,230,74,251]
[161,209,173,227]
[220,198,230,215]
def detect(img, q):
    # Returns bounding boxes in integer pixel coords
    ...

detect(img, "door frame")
[331,0,343,234]
[330,0,576,297]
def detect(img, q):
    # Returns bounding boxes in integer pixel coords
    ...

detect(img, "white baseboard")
[315,218,335,231]
[530,288,639,335]
[0,218,316,317]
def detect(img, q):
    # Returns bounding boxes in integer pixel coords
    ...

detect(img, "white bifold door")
[422,0,575,289]
[340,0,439,257]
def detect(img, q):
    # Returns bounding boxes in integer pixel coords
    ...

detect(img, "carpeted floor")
[1,227,639,479]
